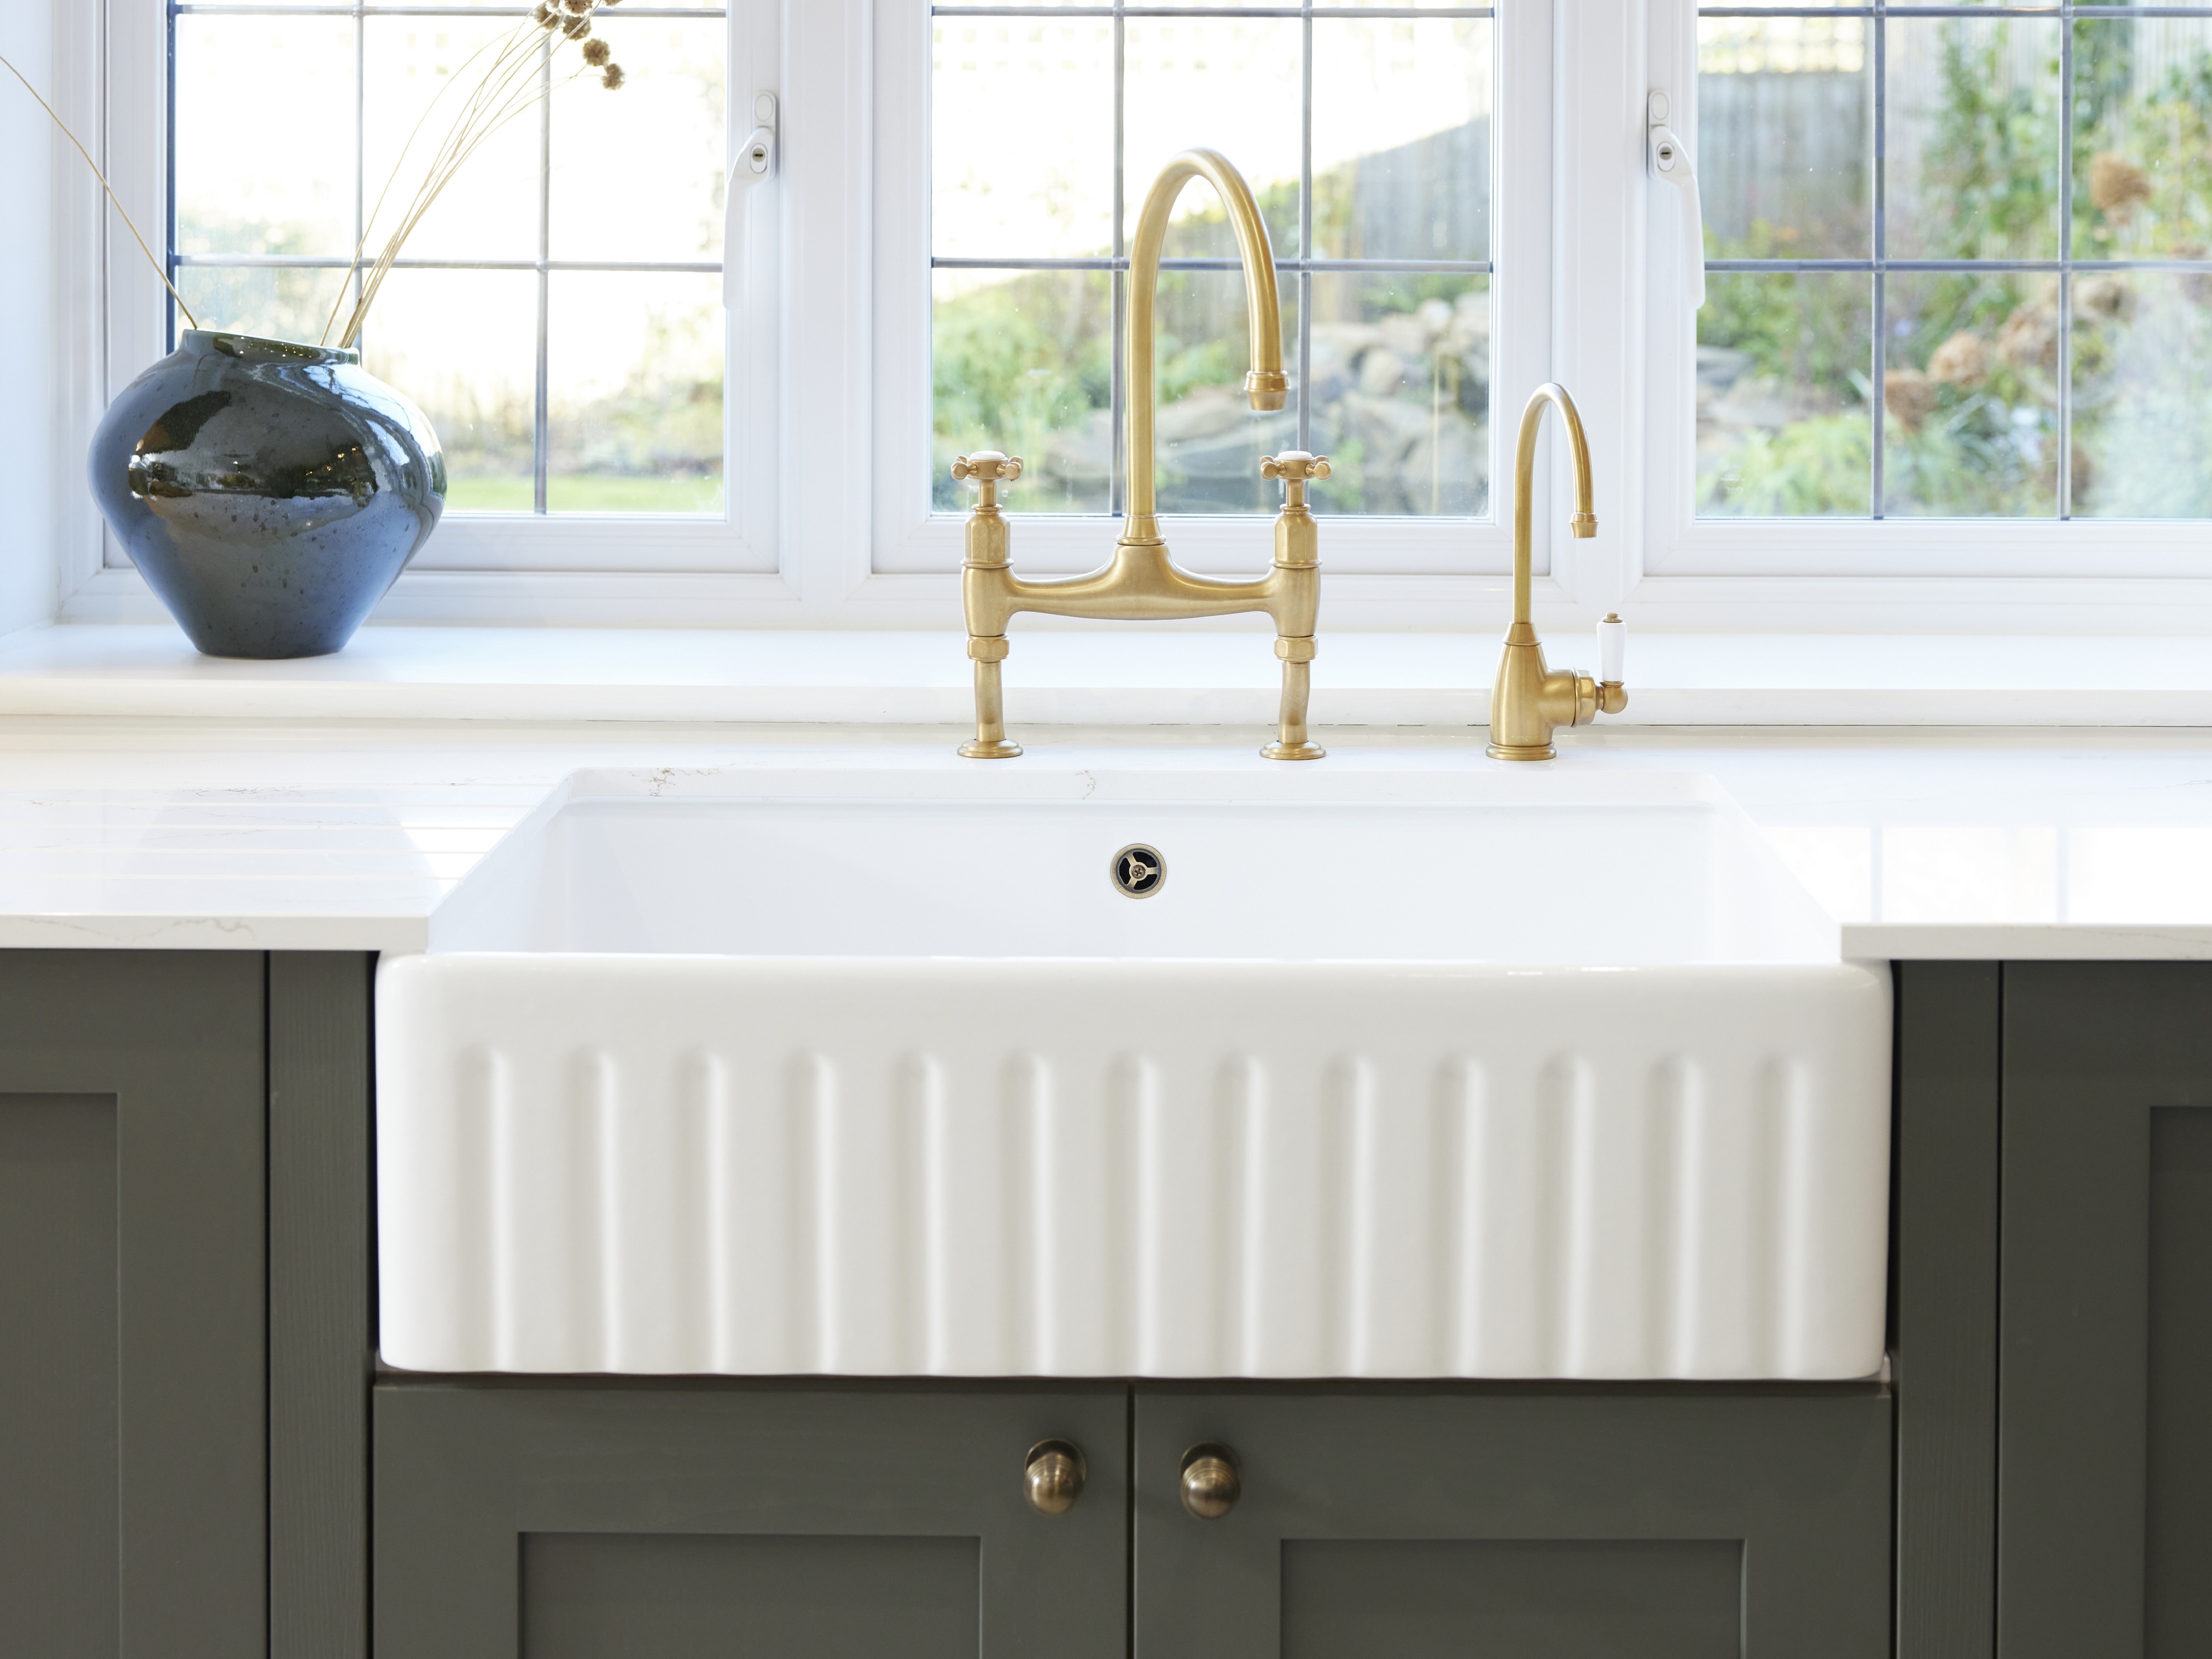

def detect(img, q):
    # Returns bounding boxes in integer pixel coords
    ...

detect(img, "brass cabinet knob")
[1025,1439,1086,1516]
[1179,1443,1241,1520]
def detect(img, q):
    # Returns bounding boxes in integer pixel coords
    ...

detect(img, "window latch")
[1647,91,1705,312]
[726,92,779,311]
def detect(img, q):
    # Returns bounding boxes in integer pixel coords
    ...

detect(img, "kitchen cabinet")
[0,950,374,1659]
[1895,959,2212,1659]
[372,1384,1130,1659]
[0,951,265,1659]
[372,1380,1890,1658]
[24,946,2209,1659]
[1998,963,2212,1659]
[1137,1387,1891,1658]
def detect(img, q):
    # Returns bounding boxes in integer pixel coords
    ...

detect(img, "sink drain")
[1110,843,1166,899]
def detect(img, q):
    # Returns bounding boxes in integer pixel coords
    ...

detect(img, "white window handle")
[724,92,778,313]
[1647,92,1705,312]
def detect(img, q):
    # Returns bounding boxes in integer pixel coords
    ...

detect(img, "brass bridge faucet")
[1486,383,1629,760]
[953,149,1327,762]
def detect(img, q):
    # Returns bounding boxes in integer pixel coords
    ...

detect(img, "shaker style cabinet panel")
[373,1385,1129,1659]
[2000,963,2212,1659]
[0,951,267,1659]
[1135,1387,1893,1659]
[1892,961,2001,1659]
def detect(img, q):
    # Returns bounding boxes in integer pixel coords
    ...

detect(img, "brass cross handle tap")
[953,452,1025,759]
[1261,452,1331,488]
[950,149,1328,764]
[1485,384,1629,760]
[951,451,1022,505]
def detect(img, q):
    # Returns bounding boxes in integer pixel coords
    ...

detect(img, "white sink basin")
[377,765,1890,1380]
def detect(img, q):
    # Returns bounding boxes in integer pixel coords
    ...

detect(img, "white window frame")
[867,0,1560,620]
[65,0,1585,632]
[56,0,2212,638]
[72,0,800,625]
[1626,0,2212,630]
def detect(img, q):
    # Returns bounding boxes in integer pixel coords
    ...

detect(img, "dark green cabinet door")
[1136,1387,1892,1658]
[374,1384,1128,1658]
[0,951,267,1659]
[2001,963,2212,1659]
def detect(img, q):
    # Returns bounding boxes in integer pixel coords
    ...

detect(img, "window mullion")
[353,2,366,330]
[1111,4,1127,518]
[2057,0,2075,519]
[1298,0,1313,455]
[1872,0,1887,519]
[533,30,551,516]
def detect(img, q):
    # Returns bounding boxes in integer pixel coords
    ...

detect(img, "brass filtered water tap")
[952,149,1328,762]
[1485,383,1629,760]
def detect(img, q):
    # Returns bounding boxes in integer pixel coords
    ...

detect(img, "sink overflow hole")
[1112,844,1166,899]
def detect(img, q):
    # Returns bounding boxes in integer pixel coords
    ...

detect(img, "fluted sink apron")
[375,766,1891,1380]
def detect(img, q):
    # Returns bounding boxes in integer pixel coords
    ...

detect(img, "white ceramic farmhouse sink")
[377,765,1890,1380]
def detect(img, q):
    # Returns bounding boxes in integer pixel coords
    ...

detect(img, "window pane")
[176,17,355,261]
[551,18,725,265]
[1697,0,2211,526]
[175,267,352,351]
[361,270,538,512]
[1151,268,1301,518]
[1001,0,1283,7]
[928,4,1491,522]
[1308,273,1489,517]
[547,273,726,515]
[933,269,1113,515]
[1698,272,1872,517]
[1311,20,1492,263]
[2073,271,2212,517]
[2072,18,2212,262]
[1882,271,2057,517]
[362,18,540,265]
[170,8,733,519]
[932,19,1114,259]
[1124,19,1303,259]
[1697,16,1870,259]
[1886,17,2063,262]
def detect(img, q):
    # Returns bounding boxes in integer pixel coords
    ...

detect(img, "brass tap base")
[1485,741,1557,763]
[958,739,1024,760]
[1260,740,1326,761]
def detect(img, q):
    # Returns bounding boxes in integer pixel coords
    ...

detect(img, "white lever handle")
[1648,118,1706,312]
[1598,613,1626,684]
[724,92,778,312]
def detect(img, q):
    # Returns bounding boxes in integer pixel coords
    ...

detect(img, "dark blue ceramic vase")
[89,331,446,658]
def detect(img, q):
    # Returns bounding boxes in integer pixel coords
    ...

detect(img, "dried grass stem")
[328,8,623,350]
[0,50,201,330]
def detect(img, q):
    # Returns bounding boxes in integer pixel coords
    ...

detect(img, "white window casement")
[870,0,1556,618]
[1634,0,2212,630]
[48,0,2212,638]
[81,0,789,626]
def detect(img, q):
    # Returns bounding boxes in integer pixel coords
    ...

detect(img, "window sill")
[7,622,2212,727]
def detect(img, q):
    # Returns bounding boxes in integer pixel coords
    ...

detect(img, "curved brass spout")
[951,149,1327,764]
[1124,149,1288,541]
[1510,383,1597,627]
[1487,383,1625,760]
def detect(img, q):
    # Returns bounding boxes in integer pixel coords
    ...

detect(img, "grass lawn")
[442,475,726,515]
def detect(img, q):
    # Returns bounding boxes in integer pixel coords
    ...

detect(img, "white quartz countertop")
[4,716,2212,958]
